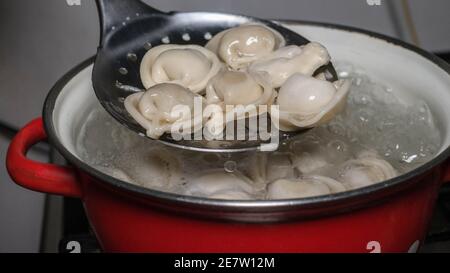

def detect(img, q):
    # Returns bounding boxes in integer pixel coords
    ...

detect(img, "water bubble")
[355,77,363,86]
[354,93,372,105]
[357,110,371,124]
[339,71,349,78]
[127,53,138,62]
[400,152,418,164]
[224,161,237,173]
[328,123,346,136]
[328,140,347,153]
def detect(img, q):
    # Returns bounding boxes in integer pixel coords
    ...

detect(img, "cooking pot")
[6,20,450,253]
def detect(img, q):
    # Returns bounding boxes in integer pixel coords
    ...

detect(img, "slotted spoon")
[92,0,338,152]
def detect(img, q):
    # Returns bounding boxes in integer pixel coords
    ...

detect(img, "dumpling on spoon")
[204,70,276,136]
[267,175,345,199]
[124,83,204,139]
[206,70,276,107]
[206,24,285,70]
[140,44,222,93]
[271,73,351,131]
[248,42,331,87]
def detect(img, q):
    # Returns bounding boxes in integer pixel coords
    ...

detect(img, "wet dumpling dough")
[267,175,345,199]
[124,83,204,139]
[248,42,331,87]
[206,24,285,70]
[140,44,222,93]
[337,150,397,190]
[204,70,276,136]
[184,170,257,200]
[273,74,351,131]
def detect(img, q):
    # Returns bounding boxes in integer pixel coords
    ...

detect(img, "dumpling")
[124,83,204,139]
[266,153,296,182]
[115,147,182,190]
[267,175,345,199]
[248,42,331,88]
[206,24,285,70]
[140,44,222,93]
[246,152,295,186]
[337,151,397,190]
[272,74,351,131]
[288,135,334,175]
[204,70,276,136]
[184,170,257,200]
[291,152,329,174]
[206,70,276,106]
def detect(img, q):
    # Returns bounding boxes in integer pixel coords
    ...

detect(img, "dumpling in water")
[184,170,258,200]
[272,74,351,131]
[204,70,276,136]
[246,152,295,187]
[114,147,182,190]
[249,42,331,88]
[140,44,222,93]
[124,83,204,139]
[337,150,397,190]
[267,175,345,199]
[206,24,285,70]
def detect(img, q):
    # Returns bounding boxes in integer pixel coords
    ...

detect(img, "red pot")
[6,21,450,253]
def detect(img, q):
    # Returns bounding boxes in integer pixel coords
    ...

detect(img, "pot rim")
[43,19,450,213]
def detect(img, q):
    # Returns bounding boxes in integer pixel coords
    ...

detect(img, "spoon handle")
[95,0,164,45]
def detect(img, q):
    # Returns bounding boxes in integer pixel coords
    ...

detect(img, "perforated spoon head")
[92,0,337,152]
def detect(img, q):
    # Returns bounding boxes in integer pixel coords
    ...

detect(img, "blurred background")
[0,0,449,252]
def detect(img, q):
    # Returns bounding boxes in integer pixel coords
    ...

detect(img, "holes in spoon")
[118,67,128,75]
[144,42,152,50]
[204,32,212,40]
[161,36,170,44]
[182,33,191,41]
[127,53,138,62]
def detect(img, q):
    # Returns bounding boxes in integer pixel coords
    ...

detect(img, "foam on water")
[75,64,442,199]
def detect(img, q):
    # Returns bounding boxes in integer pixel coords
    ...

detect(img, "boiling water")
[76,65,442,199]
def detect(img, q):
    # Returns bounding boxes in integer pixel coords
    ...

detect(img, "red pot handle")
[6,118,82,198]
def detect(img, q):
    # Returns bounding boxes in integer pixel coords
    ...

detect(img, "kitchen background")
[0,0,449,252]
